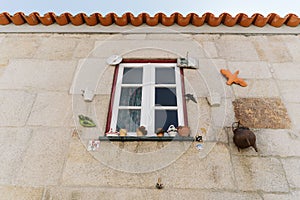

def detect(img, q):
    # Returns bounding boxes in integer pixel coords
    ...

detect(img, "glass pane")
[155,87,177,106]
[122,67,143,84]
[119,87,142,106]
[155,110,178,131]
[155,67,175,84]
[116,109,141,132]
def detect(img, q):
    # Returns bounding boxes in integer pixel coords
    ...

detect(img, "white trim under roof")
[0,24,299,34]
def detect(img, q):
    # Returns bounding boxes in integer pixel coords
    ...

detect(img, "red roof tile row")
[0,12,299,27]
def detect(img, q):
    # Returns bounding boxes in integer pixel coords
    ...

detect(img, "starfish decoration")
[220,69,247,87]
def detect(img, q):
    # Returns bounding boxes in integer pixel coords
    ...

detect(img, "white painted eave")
[0,24,299,34]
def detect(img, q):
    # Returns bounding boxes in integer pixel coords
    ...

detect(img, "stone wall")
[0,32,299,199]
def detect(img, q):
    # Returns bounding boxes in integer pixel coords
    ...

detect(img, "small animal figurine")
[136,126,147,136]
[156,178,163,189]
[167,125,177,136]
[232,121,258,152]
[156,128,165,137]
[119,129,127,137]
[78,115,96,127]
[220,69,248,87]
[177,126,190,137]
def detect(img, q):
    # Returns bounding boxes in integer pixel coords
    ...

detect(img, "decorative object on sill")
[106,55,122,65]
[196,143,203,150]
[206,92,221,107]
[177,126,191,137]
[220,69,248,87]
[136,126,147,136]
[81,88,95,102]
[119,129,127,137]
[167,125,178,137]
[184,93,197,103]
[156,128,165,137]
[232,121,258,152]
[78,115,96,127]
[87,140,100,151]
[105,128,119,137]
[177,52,198,69]
[156,178,164,189]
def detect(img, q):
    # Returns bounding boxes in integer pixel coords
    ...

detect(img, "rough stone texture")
[263,191,300,200]
[92,40,206,58]
[277,80,300,103]
[232,156,289,192]
[215,35,260,61]
[197,59,233,98]
[228,129,300,157]
[34,35,78,60]
[184,69,209,97]
[281,158,300,189]
[285,103,300,131]
[272,62,300,80]
[27,92,73,127]
[0,34,41,59]
[186,97,210,136]
[14,127,72,186]
[0,128,32,184]
[233,98,291,129]
[253,36,292,63]
[0,90,35,127]
[232,79,280,98]
[73,38,96,58]
[211,98,235,127]
[284,35,300,62]
[45,187,261,200]
[62,139,235,190]
[227,61,272,79]
[70,58,109,94]
[0,186,44,200]
[0,59,77,91]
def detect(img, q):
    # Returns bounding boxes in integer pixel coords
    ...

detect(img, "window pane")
[119,87,142,106]
[122,67,143,84]
[155,67,175,84]
[155,110,178,131]
[117,109,141,132]
[155,87,177,106]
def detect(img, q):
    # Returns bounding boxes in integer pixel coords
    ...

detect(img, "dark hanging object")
[232,121,258,152]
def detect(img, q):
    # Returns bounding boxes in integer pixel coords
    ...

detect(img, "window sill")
[98,136,194,142]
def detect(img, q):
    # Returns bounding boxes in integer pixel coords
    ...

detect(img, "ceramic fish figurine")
[78,115,96,127]
[232,121,258,152]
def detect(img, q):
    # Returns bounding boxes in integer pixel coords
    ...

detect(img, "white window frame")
[110,63,184,136]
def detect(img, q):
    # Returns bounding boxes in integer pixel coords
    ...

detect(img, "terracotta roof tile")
[0,12,298,27]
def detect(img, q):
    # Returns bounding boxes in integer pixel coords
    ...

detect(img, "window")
[108,62,186,136]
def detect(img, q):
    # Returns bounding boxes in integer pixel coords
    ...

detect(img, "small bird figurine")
[220,69,247,87]
[156,178,163,189]
[185,93,197,103]
[78,115,96,127]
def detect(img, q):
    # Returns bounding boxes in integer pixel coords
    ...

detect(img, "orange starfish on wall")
[220,69,248,87]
